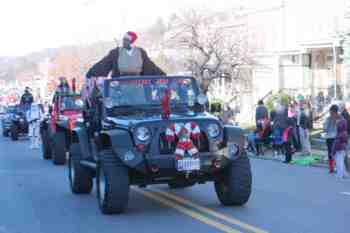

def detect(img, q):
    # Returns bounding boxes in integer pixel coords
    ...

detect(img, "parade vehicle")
[68,76,252,215]
[40,80,83,165]
[1,105,17,137]
[7,105,29,141]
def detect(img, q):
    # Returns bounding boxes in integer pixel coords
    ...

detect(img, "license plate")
[177,158,200,171]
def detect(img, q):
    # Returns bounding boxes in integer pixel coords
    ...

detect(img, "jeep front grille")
[159,132,209,154]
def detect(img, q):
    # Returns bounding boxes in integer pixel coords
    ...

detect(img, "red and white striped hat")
[123,31,138,44]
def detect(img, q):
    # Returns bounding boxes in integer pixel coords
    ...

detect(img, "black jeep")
[68,76,252,215]
[8,105,29,141]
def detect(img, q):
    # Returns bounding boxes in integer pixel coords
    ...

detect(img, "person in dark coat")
[52,76,70,103]
[20,87,34,107]
[255,100,268,127]
[86,31,165,78]
[271,102,288,131]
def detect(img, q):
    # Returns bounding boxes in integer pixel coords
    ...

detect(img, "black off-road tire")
[3,129,9,137]
[68,143,93,194]
[52,132,66,165]
[41,129,52,160]
[214,155,252,206]
[10,125,18,141]
[97,150,130,215]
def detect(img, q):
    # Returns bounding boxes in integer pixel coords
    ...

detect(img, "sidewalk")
[247,149,328,168]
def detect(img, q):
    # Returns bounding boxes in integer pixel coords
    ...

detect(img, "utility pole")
[343,1,350,99]
[278,0,286,91]
[333,40,337,99]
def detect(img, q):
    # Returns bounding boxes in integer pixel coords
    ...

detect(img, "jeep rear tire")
[68,144,93,194]
[41,129,52,160]
[10,125,18,141]
[97,150,130,215]
[214,155,252,206]
[52,132,66,165]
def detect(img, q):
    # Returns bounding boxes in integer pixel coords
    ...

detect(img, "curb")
[248,154,327,169]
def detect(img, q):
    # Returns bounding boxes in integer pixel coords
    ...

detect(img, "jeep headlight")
[207,123,220,138]
[135,126,151,142]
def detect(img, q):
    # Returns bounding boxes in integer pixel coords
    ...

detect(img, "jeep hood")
[106,112,219,127]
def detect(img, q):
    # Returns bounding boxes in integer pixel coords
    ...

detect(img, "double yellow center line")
[133,188,268,233]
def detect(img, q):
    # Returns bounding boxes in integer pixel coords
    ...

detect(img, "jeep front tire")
[41,129,52,160]
[10,125,18,141]
[68,144,93,194]
[97,150,130,215]
[52,132,66,165]
[214,155,252,206]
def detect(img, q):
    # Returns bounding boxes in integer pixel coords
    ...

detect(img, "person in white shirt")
[27,103,44,149]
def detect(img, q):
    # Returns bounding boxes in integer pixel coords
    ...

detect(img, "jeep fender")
[223,125,246,160]
[72,127,92,160]
[101,129,144,168]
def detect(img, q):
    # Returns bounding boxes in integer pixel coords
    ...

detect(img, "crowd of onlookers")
[248,94,350,179]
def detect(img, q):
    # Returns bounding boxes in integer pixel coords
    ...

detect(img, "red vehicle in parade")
[40,79,84,165]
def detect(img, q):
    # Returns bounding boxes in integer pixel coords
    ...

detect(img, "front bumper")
[114,146,236,175]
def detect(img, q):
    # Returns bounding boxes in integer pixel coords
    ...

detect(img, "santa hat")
[124,31,138,44]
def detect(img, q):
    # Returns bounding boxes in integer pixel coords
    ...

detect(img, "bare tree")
[166,9,254,94]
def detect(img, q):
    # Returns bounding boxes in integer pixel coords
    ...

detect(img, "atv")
[68,76,252,215]
[8,105,29,141]
[40,92,83,165]
[1,105,17,137]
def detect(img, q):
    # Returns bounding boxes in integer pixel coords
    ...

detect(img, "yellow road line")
[151,189,268,233]
[133,188,242,233]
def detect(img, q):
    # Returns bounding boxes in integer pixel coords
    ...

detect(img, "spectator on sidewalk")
[324,105,338,173]
[339,102,350,135]
[255,100,268,128]
[330,105,349,179]
[298,107,312,155]
[288,102,301,151]
[282,119,296,163]
[271,101,288,131]
[247,118,272,155]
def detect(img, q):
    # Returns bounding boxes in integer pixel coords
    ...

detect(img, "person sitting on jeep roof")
[86,31,166,78]
[52,77,70,102]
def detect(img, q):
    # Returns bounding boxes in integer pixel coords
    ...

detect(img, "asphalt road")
[0,135,349,233]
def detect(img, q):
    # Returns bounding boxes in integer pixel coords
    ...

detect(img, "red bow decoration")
[161,89,171,120]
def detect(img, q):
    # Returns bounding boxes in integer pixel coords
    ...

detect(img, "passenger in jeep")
[86,31,166,78]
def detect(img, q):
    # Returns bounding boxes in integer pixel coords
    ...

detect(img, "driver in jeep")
[86,31,166,79]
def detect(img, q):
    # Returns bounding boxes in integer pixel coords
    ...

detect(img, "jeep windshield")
[107,77,198,111]
[59,96,82,111]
